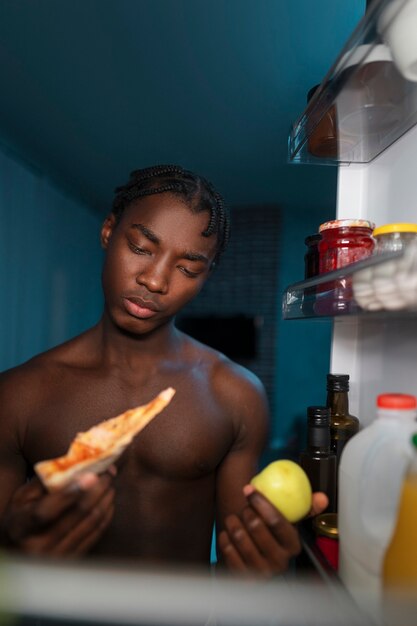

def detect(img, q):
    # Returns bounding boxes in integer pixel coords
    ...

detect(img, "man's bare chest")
[23,368,235,480]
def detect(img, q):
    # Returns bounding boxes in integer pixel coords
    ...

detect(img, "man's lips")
[123,296,160,319]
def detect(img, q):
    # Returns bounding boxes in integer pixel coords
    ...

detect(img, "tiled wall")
[177,205,280,418]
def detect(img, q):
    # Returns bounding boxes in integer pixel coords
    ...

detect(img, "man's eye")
[129,242,150,255]
[179,266,199,278]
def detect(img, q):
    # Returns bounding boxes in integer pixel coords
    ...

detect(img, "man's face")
[101,193,218,335]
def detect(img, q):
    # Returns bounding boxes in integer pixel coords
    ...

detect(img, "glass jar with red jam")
[315,219,375,315]
[318,219,375,272]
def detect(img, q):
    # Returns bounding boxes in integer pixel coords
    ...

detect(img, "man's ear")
[101,214,117,249]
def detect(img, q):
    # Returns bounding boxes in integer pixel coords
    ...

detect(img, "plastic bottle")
[383,432,417,588]
[373,223,417,254]
[338,393,417,621]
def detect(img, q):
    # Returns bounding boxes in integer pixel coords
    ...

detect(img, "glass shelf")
[288,0,417,165]
[282,249,417,320]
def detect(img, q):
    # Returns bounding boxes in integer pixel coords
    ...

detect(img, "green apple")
[250,460,312,523]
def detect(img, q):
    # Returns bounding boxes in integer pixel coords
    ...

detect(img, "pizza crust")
[34,387,175,491]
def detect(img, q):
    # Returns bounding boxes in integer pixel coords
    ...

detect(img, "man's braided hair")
[112,165,230,267]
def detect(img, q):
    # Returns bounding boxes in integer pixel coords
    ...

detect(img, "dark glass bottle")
[326,373,359,466]
[300,406,337,513]
[304,233,321,279]
[303,233,321,316]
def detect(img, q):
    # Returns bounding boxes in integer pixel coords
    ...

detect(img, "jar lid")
[319,219,375,233]
[373,223,417,237]
[313,513,339,538]
[377,394,417,410]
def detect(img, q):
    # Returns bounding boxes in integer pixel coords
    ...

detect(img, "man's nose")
[136,260,169,294]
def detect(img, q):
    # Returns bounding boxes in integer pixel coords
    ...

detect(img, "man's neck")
[95,313,180,370]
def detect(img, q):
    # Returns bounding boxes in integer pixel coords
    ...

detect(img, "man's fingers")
[218,529,248,573]
[309,492,329,517]
[241,507,292,572]
[12,478,46,505]
[243,487,301,556]
[19,473,100,536]
[53,489,115,556]
[72,503,115,556]
[222,514,271,575]
[20,479,115,555]
[39,473,115,550]
[10,472,115,553]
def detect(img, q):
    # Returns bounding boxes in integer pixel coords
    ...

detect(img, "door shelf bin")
[282,249,417,320]
[288,0,417,165]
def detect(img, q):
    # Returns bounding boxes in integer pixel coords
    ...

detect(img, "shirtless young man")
[0,165,327,575]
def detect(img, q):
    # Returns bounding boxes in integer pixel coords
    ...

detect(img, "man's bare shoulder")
[212,355,269,423]
[0,332,93,417]
[191,338,270,455]
[182,332,269,426]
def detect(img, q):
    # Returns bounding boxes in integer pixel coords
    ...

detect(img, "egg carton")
[352,241,417,311]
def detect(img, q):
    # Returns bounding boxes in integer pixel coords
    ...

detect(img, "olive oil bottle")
[326,374,359,467]
[300,406,337,513]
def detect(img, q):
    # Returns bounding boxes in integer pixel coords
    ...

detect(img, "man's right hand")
[1,470,115,557]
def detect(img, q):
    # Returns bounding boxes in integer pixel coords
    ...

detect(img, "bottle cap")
[373,223,417,237]
[307,406,331,421]
[304,233,321,247]
[327,373,350,392]
[377,393,417,410]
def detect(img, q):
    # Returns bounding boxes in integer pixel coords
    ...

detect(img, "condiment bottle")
[373,222,417,254]
[304,233,321,279]
[314,219,375,315]
[303,233,321,316]
[300,406,337,513]
[338,393,417,622]
[383,432,417,589]
[313,512,339,570]
[306,84,338,159]
[318,219,375,274]
[326,373,359,468]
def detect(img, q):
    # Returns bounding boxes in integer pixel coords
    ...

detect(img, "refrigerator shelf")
[282,248,417,320]
[288,0,417,165]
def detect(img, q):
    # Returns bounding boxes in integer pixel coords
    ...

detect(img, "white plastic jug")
[338,393,417,621]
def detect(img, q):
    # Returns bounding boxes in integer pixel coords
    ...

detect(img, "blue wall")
[0,146,104,372]
[0,0,366,445]
[273,178,335,451]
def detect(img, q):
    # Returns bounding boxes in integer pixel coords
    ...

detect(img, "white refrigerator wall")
[331,124,417,426]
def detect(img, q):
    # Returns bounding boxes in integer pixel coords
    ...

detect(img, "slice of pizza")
[35,387,175,491]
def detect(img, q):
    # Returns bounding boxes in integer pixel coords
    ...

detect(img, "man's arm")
[213,362,326,577]
[0,367,115,557]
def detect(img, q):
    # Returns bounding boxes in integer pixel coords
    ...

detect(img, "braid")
[112,164,231,266]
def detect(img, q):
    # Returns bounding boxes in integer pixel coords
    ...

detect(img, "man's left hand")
[218,487,328,577]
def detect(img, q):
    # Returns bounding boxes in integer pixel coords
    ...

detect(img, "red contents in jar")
[318,220,375,273]
[316,535,339,570]
[314,219,375,315]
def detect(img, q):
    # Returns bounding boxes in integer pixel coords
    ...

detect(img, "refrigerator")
[2,2,416,625]
[285,0,417,622]
[286,0,417,424]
